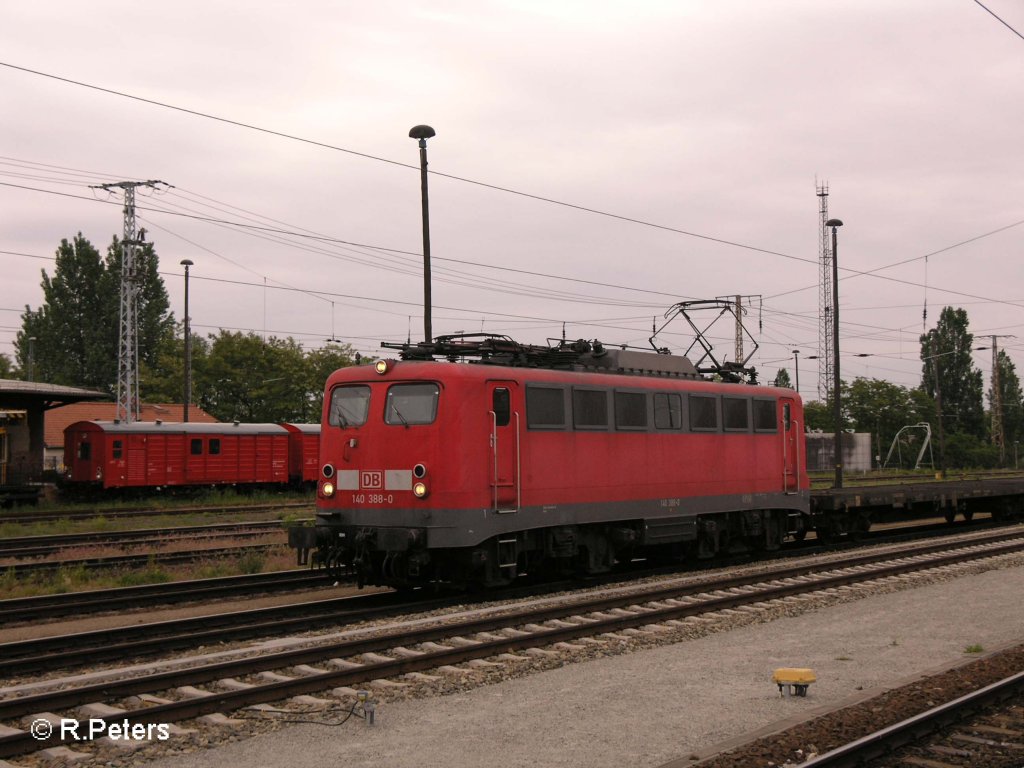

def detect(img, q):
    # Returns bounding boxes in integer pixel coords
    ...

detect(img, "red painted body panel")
[317,361,809,516]
[282,424,321,483]
[63,421,312,490]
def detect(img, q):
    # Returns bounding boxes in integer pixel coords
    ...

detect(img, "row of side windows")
[79,438,222,459]
[190,438,222,456]
[524,385,779,434]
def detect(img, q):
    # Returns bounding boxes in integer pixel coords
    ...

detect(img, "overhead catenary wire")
[6,178,1024,319]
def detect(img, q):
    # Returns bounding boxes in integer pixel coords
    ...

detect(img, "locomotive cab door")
[781,398,801,494]
[488,381,520,512]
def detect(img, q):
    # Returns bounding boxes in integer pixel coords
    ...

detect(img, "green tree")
[0,353,14,378]
[803,399,832,432]
[17,234,109,387]
[196,332,310,422]
[104,235,174,371]
[16,233,173,392]
[141,331,360,421]
[920,307,985,439]
[989,349,1024,455]
[844,377,930,461]
[773,368,792,389]
[139,328,210,405]
[305,343,362,420]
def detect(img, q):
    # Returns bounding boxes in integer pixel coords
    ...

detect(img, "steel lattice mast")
[93,180,167,423]
[816,183,834,401]
[988,334,1016,464]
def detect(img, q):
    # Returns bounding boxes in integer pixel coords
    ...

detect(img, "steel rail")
[0,521,288,558]
[0,591,418,674]
[3,528,1022,673]
[1,534,1022,756]
[0,569,326,623]
[0,501,313,525]
[1,543,283,576]
[798,670,1024,767]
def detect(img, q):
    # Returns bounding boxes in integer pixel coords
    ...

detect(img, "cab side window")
[493,388,511,427]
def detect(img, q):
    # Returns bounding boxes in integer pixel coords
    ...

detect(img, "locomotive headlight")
[413,481,429,498]
[375,360,390,375]
[321,481,335,498]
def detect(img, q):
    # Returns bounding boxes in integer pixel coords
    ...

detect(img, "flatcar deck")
[810,477,1024,523]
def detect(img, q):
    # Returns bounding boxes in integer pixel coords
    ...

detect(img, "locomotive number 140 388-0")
[352,493,394,505]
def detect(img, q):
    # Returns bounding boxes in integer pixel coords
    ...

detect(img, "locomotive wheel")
[696,532,717,559]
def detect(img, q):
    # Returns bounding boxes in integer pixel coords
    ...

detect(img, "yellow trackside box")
[772,668,816,697]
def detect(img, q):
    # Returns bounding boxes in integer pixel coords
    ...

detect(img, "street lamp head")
[825,218,843,228]
[180,259,194,267]
[409,124,436,140]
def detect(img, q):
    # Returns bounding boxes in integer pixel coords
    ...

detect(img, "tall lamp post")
[180,259,194,423]
[27,336,36,382]
[792,350,800,395]
[826,218,844,489]
[409,124,436,344]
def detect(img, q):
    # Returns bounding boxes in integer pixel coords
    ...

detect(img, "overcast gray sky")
[3,0,1023,402]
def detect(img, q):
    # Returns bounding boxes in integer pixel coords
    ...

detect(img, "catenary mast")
[816,183,834,401]
[93,180,168,423]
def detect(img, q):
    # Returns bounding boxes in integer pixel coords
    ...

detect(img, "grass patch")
[236,551,266,574]
[1,506,312,539]
[116,560,173,587]
[0,546,297,599]
[964,644,985,654]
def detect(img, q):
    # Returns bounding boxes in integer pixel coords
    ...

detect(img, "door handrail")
[789,419,801,495]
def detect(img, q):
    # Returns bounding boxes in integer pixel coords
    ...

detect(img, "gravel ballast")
[136,558,1024,768]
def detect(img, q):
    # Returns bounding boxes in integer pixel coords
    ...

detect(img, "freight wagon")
[64,421,319,491]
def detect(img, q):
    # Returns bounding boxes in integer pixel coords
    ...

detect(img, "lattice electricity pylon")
[816,183,834,401]
[93,179,168,423]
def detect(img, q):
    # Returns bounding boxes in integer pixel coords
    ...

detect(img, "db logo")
[360,471,383,490]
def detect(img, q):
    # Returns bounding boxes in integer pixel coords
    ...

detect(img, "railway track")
[695,644,1024,768]
[1,542,285,576]
[0,514,988,624]
[2,527,1023,760]
[0,520,291,559]
[2,524,1016,673]
[0,569,330,623]
[801,670,1024,767]
[0,500,313,526]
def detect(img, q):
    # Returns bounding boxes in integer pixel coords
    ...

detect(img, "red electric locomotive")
[295,334,809,588]
[65,421,320,491]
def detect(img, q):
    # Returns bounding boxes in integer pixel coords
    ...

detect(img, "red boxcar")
[64,421,300,490]
[299,342,810,588]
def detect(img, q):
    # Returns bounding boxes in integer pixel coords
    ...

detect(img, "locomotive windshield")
[385,383,439,426]
[329,385,371,427]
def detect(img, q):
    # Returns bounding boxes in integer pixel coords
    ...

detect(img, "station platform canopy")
[1,379,109,496]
